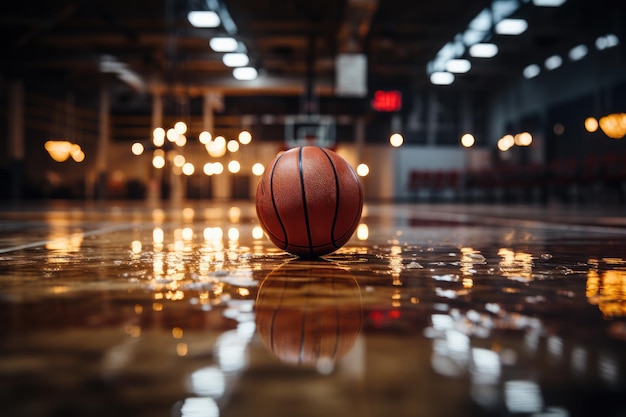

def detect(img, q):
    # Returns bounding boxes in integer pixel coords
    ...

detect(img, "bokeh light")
[227,140,240,153]
[460,133,475,148]
[585,117,599,133]
[238,130,252,144]
[356,163,369,177]
[131,142,144,156]
[252,162,265,176]
[228,160,241,173]
[514,132,533,146]
[153,155,166,169]
[174,121,188,135]
[182,162,195,175]
[199,131,212,144]
[497,135,515,151]
[153,127,165,147]
[390,133,404,147]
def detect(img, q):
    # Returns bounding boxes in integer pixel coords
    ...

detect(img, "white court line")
[0,224,134,254]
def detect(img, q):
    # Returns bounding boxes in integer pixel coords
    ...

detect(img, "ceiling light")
[463,29,486,46]
[469,43,498,58]
[492,0,521,21]
[222,53,249,67]
[568,44,588,61]
[596,34,619,50]
[209,37,238,52]
[532,0,567,6]
[495,19,528,35]
[445,59,471,73]
[233,67,258,80]
[523,64,540,79]
[187,11,221,28]
[469,8,492,31]
[430,71,455,85]
[437,41,464,61]
[605,34,620,48]
[544,54,562,70]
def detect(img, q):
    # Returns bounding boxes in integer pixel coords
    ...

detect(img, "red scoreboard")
[371,90,402,112]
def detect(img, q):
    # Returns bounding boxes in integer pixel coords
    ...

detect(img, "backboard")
[284,115,336,148]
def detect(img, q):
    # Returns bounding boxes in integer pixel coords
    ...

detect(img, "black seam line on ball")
[268,278,289,354]
[298,147,314,256]
[320,148,341,248]
[330,279,340,359]
[270,152,289,249]
[298,276,313,365]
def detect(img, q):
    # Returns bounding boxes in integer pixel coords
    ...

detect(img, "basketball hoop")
[284,115,336,148]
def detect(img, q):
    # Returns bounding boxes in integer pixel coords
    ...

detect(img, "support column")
[203,93,217,134]
[354,116,365,162]
[205,92,230,200]
[152,93,163,130]
[8,80,24,202]
[426,91,438,146]
[95,86,110,200]
[354,116,367,197]
[147,93,163,204]
[460,92,474,173]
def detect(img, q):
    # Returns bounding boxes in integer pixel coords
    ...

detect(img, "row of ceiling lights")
[521,33,620,79]
[427,0,616,86]
[187,7,258,81]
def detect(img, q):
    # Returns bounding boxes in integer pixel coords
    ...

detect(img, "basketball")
[255,260,362,368]
[255,146,363,257]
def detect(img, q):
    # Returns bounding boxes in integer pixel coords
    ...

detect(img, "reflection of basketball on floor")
[255,260,362,369]
[255,146,363,258]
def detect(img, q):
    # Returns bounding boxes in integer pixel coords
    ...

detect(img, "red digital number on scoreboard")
[372,90,402,112]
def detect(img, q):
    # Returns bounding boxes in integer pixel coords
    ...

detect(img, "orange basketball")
[255,146,363,257]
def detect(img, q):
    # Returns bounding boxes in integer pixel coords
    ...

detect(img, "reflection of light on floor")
[471,348,501,384]
[101,337,140,379]
[498,248,533,280]
[131,240,142,253]
[215,328,252,372]
[45,217,84,254]
[188,366,225,397]
[586,261,626,317]
[179,397,219,417]
[460,247,486,276]
[504,380,543,414]
[182,227,194,241]
[389,244,403,286]
[252,226,264,240]
[228,227,239,242]
[571,346,588,376]
[153,227,164,244]
[547,336,563,362]
[598,352,620,388]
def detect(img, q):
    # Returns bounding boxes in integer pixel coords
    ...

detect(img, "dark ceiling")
[1,0,625,112]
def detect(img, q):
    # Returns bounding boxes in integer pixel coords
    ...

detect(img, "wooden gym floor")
[1,201,625,417]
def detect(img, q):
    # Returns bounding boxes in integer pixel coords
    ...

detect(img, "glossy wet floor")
[1,202,625,417]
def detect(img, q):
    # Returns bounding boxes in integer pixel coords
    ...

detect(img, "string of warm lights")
[585,113,626,139]
[131,121,259,177]
[44,140,86,163]
[454,111,623,155]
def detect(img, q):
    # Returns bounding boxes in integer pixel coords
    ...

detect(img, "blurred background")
[1,0,625,204]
